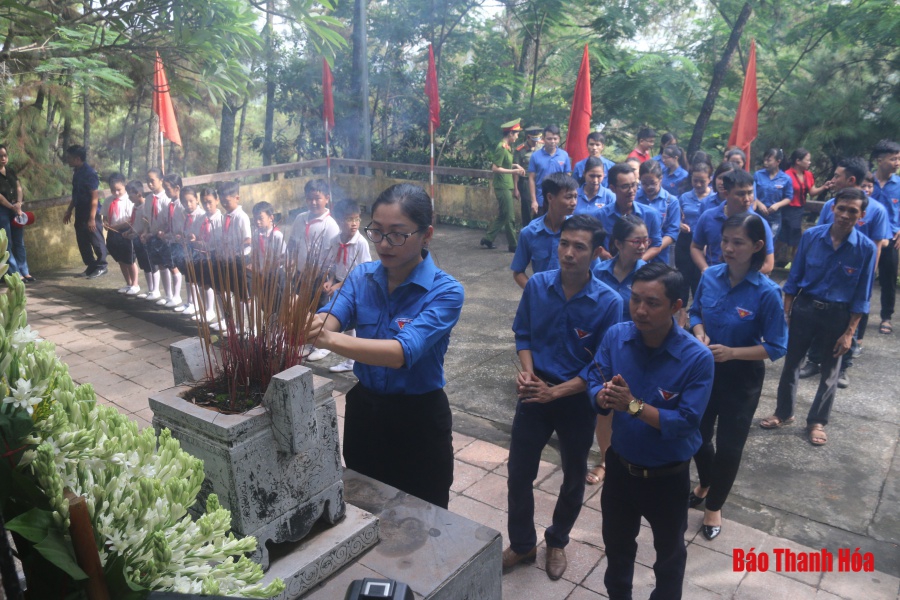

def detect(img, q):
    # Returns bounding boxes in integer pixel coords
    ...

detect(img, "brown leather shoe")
[502,545,537,570]
[546,547,567,580]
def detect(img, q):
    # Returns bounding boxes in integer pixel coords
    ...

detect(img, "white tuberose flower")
[10,326,41,349]
[3,378,40,414]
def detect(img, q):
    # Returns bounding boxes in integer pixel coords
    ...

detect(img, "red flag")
[728,40,758,170]
[425,44,440,129]
[153,52,182,147]
[565,44,593,164]
[322,58,335,132]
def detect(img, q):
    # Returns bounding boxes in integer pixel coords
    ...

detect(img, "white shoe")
[155,297,169,305]
[164,298,182,308]
[184,303,200,315]
[173,303,190,313]
[117,286,131,294]
[136,291,150,299]
[306,348,331,362]
[125,286,141,296]
[329,359,355,373]
[145,291,162,301]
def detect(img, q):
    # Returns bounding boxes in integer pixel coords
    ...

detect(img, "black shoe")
[837,369,849,389]
[798,361,820,379]
[86,266,108,279]
[74,269,90,278]
[689,491,706,508]
[701,524,721,540]
[479,238,495,250]
[20,275,35,284]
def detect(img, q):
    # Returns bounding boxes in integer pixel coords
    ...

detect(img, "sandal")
[880,321,893,335]
[21,275,35,283]
[760,414,795,429]
[808,423,827,446]
[585,464,605,485]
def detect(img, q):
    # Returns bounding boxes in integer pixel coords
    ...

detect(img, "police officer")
[482,119,526,252]
[585,263,714,600]
[514,127,542,226]
[688,212,787,540]
[309,183,464,509]
[504,215,622,581]
[760,188,876,446]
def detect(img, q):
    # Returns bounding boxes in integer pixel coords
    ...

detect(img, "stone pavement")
[18,222,900,599]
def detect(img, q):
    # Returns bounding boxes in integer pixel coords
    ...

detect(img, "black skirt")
[106,229,135,264]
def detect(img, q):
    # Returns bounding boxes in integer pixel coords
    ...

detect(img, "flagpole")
[159,131,165,174]
[430,121,435,214]
[325,125,333,201]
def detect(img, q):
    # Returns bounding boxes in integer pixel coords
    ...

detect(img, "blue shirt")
[583,322,714,467]
[594,202,663,254]
[693,205,774,266]
[71,163,101,219]
[662,165,689,197]
[699,192,723,214]
[753,169,794,208]
[319,252,464,395]
[528,147,572,207]
[593,257,647,321]
[784,224,876,314]
[514,270,623,383]
[574,185,615,215]
[817,196,890,243]
[679,189,711,232]
[510,214,563,274]
[573,156,615,188]
[688,264,787,361]
[635,188,681,263]
[872,173,900,235]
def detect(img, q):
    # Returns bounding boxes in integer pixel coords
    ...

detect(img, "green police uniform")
[483,119,522,251]
[514,126,543,226]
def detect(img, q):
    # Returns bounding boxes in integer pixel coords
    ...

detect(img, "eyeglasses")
[365,226,424,246]
[624,237,650,247]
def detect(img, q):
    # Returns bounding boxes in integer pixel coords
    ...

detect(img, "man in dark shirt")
[63,145,108,278]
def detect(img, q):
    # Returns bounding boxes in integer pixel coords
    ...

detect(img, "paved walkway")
[20,222,900,599]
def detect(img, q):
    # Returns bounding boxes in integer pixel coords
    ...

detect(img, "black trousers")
[343,383,453,509]
[507,388,596,553]
[776,296,849,425]
[693,360,765,512]
[674,232,701,305]
[74,213,107,270]
[878,245,898,321]
[602,448,690,600]
[517,179,532,226]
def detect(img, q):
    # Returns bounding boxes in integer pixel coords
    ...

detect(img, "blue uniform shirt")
[693,205,774,266]
[574,185,615,215]
[595,202,663,254]
[753,169,794,208]
[514,270,623,383]
[688,264,787,361]
[784,224,876,314]
[319,251,464,395]
[818,196,890,244]
[871,173,900,235]
[593,257,647,320]
[679,189,711,232]
[71,163,101,220]
[529,147,572,207]
[583,322,714,467]
[510,214,563,274]
[635,188,681,263]
[573,156,615,188]
[699,192,723,214]
[662,165,689,197]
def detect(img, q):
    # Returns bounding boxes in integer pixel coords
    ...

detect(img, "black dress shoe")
[86,266,108,279]
[479,238,496,249]
[74,269,90,278]
[688,491,706,508]
[701,524,721,540]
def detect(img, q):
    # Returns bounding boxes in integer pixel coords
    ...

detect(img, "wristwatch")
[627,399,644,417]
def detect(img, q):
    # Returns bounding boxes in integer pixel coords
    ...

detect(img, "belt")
[617,455,689,479]
[801,295,849,311]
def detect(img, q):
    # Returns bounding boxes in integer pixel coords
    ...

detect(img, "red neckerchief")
[305,211,329,238]
[152,195,159,219]
[336,240,353,265]
[201,217,211,241]
[224,214,233,233]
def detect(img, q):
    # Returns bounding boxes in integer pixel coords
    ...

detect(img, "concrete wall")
[22,174,495,274]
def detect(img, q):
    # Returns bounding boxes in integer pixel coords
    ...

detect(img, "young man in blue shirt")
[635,159,680,263]
[801,157,889,387]
[761,189,876,445]
[63,145,109,278]
[504,215,623,581]
[870,139,900,335]
[585,263,714,600]
[572,131,615,187]
[528,125,571,216]
[691,169,775,275]
[511,173,578,289]
[594,163,663,261]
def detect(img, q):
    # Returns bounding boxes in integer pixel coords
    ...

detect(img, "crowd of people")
[29,133,897,599]
[487,123,898,595]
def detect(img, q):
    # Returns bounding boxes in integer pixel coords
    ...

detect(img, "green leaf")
[104,555,148,600]
[5,508,55,544]
[34,533,89,581]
